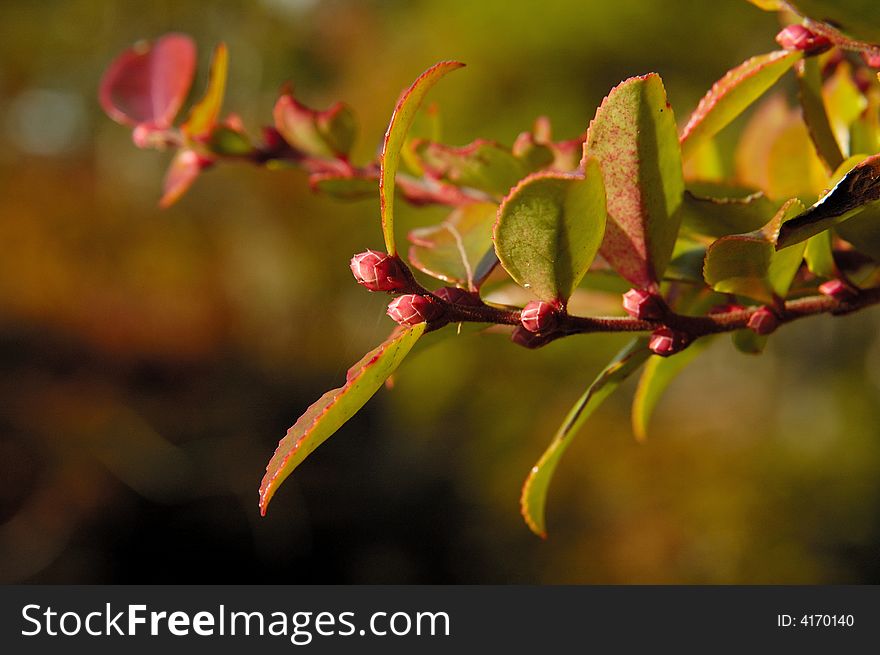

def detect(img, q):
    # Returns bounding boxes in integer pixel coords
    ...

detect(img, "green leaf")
[317,103,357,157]
[182,43,228,140]
[786,1,880,48]
[680,185,776,238]
[408,202,497,290]
[401,103,441,176]
[680,50,802,162]
[823,61,867,157]
[494,161,606,303]
[520,338,651,537]
[380,61,465,255]
[797,57,844,170]
[632,339,712,442]
[776,154,880,248]
[850,86,880,156]
[805,230,836,277]
[414,139,527,198]
[274,92,357,159]
[208,125,252,156]
[259,323,426,515]
[837,203,880,261]
[704,198,807,303]
[732,329,768,354]
[584,73,684,288]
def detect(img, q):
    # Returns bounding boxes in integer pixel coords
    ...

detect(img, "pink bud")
[387,294,442,326]
[433,286,482,306]
[863,51,880,69]
[649,327,688,357]
[520,300,559,333]
[622,288,664,320]
[350,250,408,292]
[747,307,778,336]
[819,279,856,300]
[775,24,831,55]
[511,326,556,349]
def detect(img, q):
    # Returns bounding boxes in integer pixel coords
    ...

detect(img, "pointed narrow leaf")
[704,198,807,303]
[632,340,712,442]
[521,338,651,537]
[159,149,202,208]
[680,51,802,161]
[380,61,465,255]
[259,323,426,515]
[797,57,844,170]
[584,73,684,288]
[99,34,197,129]
[408,202,497,289]
[494,161,606,303]
[181,43,228,139]
[777,154,880,248]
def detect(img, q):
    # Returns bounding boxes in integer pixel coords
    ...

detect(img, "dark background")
[2,0,880,583]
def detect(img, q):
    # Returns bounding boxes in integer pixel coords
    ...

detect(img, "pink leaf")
[159,149,204,208]
[99,33,197,129]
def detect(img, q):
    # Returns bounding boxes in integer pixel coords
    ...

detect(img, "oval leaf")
[680,51,802,162]
[521,338,651,537]
[776,154,880,248]
[681,185,776,238]
[414,139,527,198]
[99,33,197,129]
[584,73,684,288]
[704,198,807,303]
[380,61,465,255]
[259,323,426,515]
[408,202,497,290]
[494,161,607,304]
[182,42,228,139]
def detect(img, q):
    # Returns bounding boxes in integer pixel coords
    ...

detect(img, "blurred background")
[2,0,880,584]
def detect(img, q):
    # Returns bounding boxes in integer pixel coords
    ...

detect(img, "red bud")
[511,326,556,349]
[387,294,442,326]
[747,306,778,336]
[775,24,831,55]
[350,250,408,292]
[863,51,880,69]
[520,301,559,333]
[649,327,688,357]
[622,288,664,320]
[818,279,856,301]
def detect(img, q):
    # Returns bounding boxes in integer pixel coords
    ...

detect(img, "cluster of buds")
[622,288,665,321]
[775,24,832,55]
